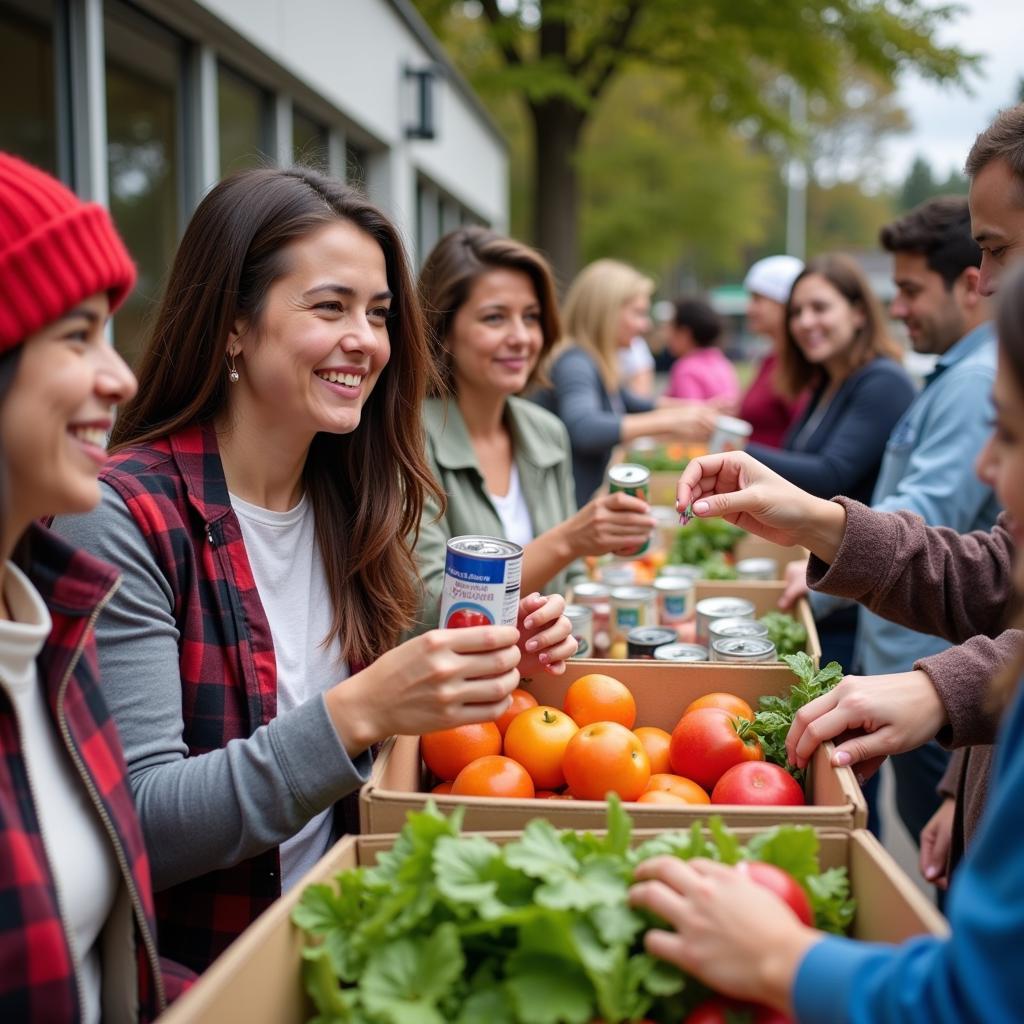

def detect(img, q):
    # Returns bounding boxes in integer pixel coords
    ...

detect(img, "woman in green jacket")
[415,227,654,630]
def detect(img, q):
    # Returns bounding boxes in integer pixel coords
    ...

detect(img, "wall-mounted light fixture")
[404,64,439,140]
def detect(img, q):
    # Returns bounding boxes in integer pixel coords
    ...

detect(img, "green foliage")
[898,154,969,212]
[667,518,746,567]
[749,653,844,783]
[759,611,809,658]
[295,797,854,1022]
[623,447,690,473]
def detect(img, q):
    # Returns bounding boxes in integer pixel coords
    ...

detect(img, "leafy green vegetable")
[695,553,740,580]
[623,447,691,473]
[294,797,854,1023]
[749,653,844,783]
[759,611,809,657]
[667,517,746,566]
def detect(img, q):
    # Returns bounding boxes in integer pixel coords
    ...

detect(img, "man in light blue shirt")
[799,196,998,853]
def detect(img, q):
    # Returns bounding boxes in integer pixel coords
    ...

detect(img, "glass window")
[105,3,184,366]
[218,64,271,175]
[292,106,327,170]
[0,0,58,175]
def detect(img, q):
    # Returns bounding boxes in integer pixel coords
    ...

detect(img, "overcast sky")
[884,0,1024,183]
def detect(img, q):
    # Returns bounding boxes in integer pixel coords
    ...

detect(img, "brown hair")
[879,196,980,288]
[418,226,561,396]
[776,253,902,399]
[110,166,443,664]
[558,259,654,392]
[965,102,1024,202]
[990,260,1024,711]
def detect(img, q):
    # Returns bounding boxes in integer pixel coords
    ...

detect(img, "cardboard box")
[733,533,809,570]
[359,659,862,834]
[160,827,947,1024]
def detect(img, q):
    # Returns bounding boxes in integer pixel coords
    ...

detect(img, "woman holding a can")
[50,168,571,973]
[531,258,719,504]
[415,228,663,624]
[627,266,1024,1021]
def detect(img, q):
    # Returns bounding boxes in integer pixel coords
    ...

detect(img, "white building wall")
[195,0,507,231]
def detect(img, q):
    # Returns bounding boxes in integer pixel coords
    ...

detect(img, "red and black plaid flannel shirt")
[101,422,364,973]
[0,525,191,1021]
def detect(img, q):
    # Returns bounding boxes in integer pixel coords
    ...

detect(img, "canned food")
[695,596,756,648]
[735,557,780,581]
[597,562,636,588]
[610,585,657,641]
[711,636,777,663]
[570,582,611,657]
[440,535,523,629]
[708,414,753,454]
[607,463,652,556]
[654,575,694,625]
[653,643,709,663]
[627,626,678,659]
[659,564,703,582]
[708,617,769,648]
[564,604,593,658]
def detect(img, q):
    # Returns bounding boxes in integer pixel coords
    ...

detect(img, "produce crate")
[159,827,947,1024]
[732,533,808,569]
[359,659,862,834]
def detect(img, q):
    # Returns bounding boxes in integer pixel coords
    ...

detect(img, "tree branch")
[572,0,643,100]
[480,0,523,67]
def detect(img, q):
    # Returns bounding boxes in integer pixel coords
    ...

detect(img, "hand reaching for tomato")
[517,591,577,677]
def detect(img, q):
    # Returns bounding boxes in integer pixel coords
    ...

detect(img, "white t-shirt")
[617,336,655,377]
[0,562,118,1024]
[486,462,535,548]
[229,493,349,891]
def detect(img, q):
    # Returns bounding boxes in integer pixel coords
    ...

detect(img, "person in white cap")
[738,254,806,447]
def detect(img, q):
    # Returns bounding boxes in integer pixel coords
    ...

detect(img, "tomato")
[562,721,650,801]
[644,772,710,804]
[421,721,502,782]
[668,707,763,791]
[451,755,535,799]
[684,691,754,721]
[445,607,491,629]
[736,861,814,927]
[636,789,691,806]
[563,673,637,728]
[503,705,579,789]
[684,997,793,1023]
[711,761,805,806]
[633,726,672,774]
[431,780,453,795]
[495,688,539,737]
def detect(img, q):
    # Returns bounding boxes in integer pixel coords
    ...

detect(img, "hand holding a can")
[517,591,577,677]
[565,489,656,559]
[675,451,847,564]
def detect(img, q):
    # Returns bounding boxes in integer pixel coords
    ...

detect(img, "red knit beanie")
[0,151,136,353]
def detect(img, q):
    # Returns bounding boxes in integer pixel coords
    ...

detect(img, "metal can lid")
[564,603,593,623]
[695,597,756,617]
[735,557,779,573]
[608,463,651,487]
[712,415,753,437]
[572,582,611,601]
[627,627,678,645]
[654,576,694,593]
[711,637,777,658]
[653,643,709,662]
[659,564,703,580]
[611,586,657,602]
[709,617,768,638]
[447,535,524,559]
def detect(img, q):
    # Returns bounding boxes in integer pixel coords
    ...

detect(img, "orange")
[636,789,692,806]
[431,780,453,795]
[503,705,579,789]
[421,721,502,782]
[633,726,673,774]
[495,688,539,737]
[562,721,651,801]
[563,673,637,729]
[644,772,710,804]
[683,692,754,721]
[451,755,535,799]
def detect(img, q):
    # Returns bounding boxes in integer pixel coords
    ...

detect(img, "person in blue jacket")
[628,260,1024,1023]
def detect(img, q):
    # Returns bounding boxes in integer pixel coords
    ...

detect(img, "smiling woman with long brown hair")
[52,166,570,973]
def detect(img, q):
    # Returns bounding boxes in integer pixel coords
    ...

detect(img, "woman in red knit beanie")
[0,151,190,1022]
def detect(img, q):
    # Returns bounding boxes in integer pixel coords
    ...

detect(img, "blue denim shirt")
[812,322,1000,674]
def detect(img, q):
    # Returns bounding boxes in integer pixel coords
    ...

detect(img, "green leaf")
[503,953,594,1024]
[505,819,579,879]
[806,866,857,934]
[433,834,511,919]
[602,793,633,858]
[707,817,743,864]
[745,825,820,882]
[455,987,517,1024]
[781,651,816,686]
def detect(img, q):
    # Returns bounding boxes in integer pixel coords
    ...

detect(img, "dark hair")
[965,102,1024,200]
[777,253,902,398]
[672,298,722,348]
[879,196,981,289]
[110,166,443,664]
[0,346,28,568]
[418,226,561,396]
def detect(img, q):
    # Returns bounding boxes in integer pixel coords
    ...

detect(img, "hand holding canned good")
[517,592,577,677]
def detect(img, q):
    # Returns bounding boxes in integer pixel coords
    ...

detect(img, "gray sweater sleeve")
[51,485,372,891]
[549,349,624,454]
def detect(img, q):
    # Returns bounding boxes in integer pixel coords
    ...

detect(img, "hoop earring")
[227,352,239,383]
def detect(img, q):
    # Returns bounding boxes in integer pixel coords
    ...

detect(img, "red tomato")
[451,755,535,799]
[684,998,792,1023]
[711,761,806,806]
[561,721,650,801]
[495,688,539,737]
[669,707,763,791]
[446,607,491,629]
[736,861,814,927]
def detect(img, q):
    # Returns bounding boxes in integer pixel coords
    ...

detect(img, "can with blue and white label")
[440,536,523,629]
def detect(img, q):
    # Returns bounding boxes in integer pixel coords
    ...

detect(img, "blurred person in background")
[738,254,807,447]
[532,258,717,504]
[663,297,741,405]
[414,227,655,623]
[617,333,657,398]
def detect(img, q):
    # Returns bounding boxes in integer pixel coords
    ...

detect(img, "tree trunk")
[531,99,586,292]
